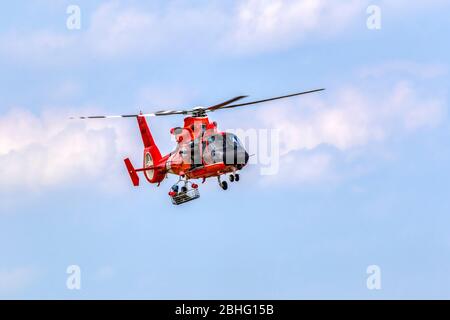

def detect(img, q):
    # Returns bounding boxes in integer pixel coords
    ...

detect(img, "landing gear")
[221,171,241,189]
[229,173,240,182]
[221,181,228,190]
[218,176,228,190]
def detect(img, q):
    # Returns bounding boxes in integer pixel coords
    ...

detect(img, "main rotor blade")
[217,88,325,110]
[70,111,188,119]
[153,110,187,116]
[70,114,144,119]
[70,89,325,119]
[70,112,162,120]
[147,96,249,115]
[206,95,248,111]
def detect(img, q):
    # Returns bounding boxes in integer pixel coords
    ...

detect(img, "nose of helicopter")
[224,147,249,169]
[218,132,250,169]
[238,150,250,170]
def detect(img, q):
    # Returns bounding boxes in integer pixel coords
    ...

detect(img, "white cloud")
[0,1,225,62]
[260,81,446,155]
[255,68,447,184]
[0,108,137,191]
[0,267,35,296]
[1,1,448,61]
[83,1,226,58]
[223,0,366,53]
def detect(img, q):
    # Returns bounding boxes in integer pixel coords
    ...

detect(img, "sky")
[0,0,450,299]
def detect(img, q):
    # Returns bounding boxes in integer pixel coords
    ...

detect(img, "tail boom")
[124,116,165,186]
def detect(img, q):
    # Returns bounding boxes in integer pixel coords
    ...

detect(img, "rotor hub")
[190,107,207,117]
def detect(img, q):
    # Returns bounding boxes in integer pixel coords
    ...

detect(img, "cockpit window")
[202,134,221,164]
[207,134,217,144]
[224,133,243,147]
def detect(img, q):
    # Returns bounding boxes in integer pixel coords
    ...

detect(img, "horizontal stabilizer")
[124,158,139,187]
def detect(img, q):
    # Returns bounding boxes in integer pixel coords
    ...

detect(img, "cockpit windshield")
[225,133,243,148]
[204,133,241,149]
[202,133,246,165]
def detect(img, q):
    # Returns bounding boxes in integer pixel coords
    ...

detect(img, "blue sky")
[1,0,450,299]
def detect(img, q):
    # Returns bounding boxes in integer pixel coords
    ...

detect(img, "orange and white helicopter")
[74,88,324,205]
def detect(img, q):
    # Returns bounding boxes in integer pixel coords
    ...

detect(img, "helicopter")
[73,88,325,205]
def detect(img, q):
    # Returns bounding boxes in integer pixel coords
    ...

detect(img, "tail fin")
[137,115,162,160]
[124,158,139,187]
[137,116,165,184]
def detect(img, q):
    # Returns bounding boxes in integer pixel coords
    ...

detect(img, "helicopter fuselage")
[132,115,249,187]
